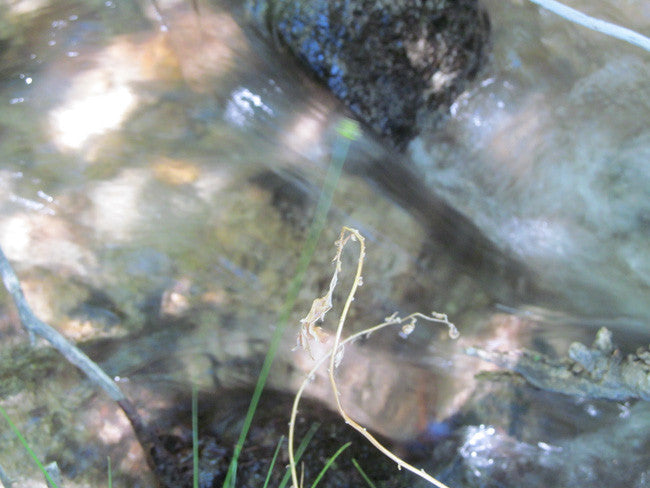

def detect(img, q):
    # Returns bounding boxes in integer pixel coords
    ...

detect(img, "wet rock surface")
[430,394,650,488]
[467,326,650,402]
[244,0,489,148]
[426,324,650,488]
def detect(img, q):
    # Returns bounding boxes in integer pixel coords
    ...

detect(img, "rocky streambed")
[0,0,648,487]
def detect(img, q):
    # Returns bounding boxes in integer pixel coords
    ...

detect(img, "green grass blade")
[192,384,199,488]
[262,435,284,488]
[278,422,320,488]
[0,404,59,488]
[309,441,351,488]
[107,456,112,488]
[352,458,378,488]
[222,119,358,488]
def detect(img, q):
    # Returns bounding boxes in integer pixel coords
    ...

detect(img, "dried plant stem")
[289,227,458,488]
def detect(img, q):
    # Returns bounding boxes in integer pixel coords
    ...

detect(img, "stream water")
[0,0,648,487]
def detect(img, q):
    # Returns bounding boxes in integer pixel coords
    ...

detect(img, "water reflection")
[412,0,650,321]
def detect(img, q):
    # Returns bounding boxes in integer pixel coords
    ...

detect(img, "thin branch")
[527,0,650,52]
[0,245,125,402]
[0,244,176,485]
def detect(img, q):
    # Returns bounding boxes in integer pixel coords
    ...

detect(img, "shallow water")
[412,0,650,323]
[0,0,648,487]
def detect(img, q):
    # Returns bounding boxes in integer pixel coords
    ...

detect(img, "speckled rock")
[245,0,489,147]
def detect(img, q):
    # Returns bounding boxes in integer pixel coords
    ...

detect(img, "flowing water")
[0,0,648,486]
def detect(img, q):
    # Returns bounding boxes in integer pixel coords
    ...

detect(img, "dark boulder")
[245,0,490,148]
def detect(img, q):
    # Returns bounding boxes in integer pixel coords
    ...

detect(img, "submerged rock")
[237,0,533,302]
[409,0,650,321]
[244,0,489,148]
[467,326,650,402]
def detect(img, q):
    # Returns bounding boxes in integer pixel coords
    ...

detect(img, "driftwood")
[467,327,650,401]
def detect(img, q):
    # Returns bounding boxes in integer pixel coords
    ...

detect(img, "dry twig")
[289,227,458,488]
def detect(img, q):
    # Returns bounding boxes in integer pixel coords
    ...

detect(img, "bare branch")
[0,245,125,402]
